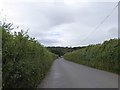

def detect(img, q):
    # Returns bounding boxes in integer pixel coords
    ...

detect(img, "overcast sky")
[0,0,119,47]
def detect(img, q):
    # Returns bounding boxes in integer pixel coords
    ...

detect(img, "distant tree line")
[1,22,58,89]
[64,39,119,74]
[46,46,86,57]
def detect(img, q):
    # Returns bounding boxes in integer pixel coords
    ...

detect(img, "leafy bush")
[64,39,119,74]
[1,23,58,89]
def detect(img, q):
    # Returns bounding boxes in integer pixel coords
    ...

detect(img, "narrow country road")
[38,58,118,88]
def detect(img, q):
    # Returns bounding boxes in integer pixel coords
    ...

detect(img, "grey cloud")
[2,1,118,46]
[108,27,118,37]
[38,38,60,46]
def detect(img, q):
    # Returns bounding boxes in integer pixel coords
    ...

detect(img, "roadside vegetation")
[64,39,119,74]
[1,22,58,89]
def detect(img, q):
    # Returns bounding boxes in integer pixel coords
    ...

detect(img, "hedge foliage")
[1,23,58,89]
[64,39,119,74]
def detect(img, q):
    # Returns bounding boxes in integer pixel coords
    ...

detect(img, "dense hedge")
[1,23,58,89]
[64,39,119,74]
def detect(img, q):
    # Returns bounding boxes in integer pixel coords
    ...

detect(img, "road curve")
[38,58,118,88]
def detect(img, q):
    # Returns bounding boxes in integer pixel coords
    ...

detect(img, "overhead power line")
[79,2,119,45]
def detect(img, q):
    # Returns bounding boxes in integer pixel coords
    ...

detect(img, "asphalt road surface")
[38,58,118,88]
